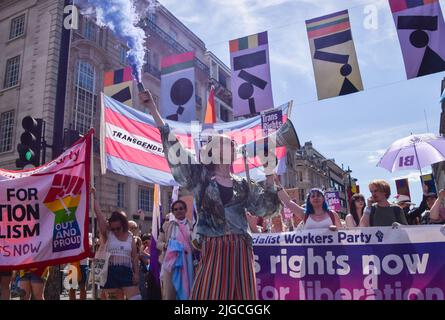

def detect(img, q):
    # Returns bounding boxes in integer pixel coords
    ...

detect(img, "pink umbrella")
[377,133,445,173]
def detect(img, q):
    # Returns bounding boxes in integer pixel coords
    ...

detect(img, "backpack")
[369,204,404,226]
[304,210,336,225]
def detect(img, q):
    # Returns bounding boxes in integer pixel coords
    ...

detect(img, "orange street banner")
[0,130,93,271]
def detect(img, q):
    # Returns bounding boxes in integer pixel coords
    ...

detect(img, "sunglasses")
[173,207,185,211]
[110,226,122,232]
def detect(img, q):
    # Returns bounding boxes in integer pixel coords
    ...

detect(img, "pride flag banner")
[0,131,92,270]
[306,10,363,100]
[100,94,292,185]
[230,31,274,117]
[389,0,445,79]
[420,173,437,194]
[395,178,411,198]
[253,226,445,300]
[160,52,196,122]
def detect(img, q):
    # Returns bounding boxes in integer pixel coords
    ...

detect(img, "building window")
[73,61,96,134]
[297,171,303,182]
[219,72,227,88]
[0,111,14,153]
[138,186,153,212]
[9,14,25,40]
[299,189,305,202]
[117,183,125,208]
[220,105,229,122]
[119,46,127,65]
[84,19,96,41]
[4,55,21,88]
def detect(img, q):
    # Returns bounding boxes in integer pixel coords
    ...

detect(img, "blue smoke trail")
[85,0,148,81]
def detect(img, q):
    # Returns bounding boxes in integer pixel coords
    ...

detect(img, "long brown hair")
[350,193,365,226]
[108,211,129,232]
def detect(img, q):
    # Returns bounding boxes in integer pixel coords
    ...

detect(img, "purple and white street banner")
[389,0,445,79]
[230,31,274,117]
[253,226,445,300]
[261,109,283,136]
[325,191,341,212]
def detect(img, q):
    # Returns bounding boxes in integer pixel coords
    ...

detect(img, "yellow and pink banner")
[0,130,93,271]
[306,10,363,100]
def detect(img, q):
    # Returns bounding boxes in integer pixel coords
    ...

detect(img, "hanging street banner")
[230,31,274,117]
[101,94,291,186]
[160,51,196,122]
[253,226,445,300]
[325,191,341,212]
[0,130,93,271]
[306,10,364,100]
[389,0,445,79]
[103,66,134,107]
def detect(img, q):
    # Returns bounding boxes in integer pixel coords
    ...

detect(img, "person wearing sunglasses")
[139,90,281,300]
[92,189,141,300]
[345,193,366,228]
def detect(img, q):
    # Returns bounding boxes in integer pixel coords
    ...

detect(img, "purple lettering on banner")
[253,226,445,300]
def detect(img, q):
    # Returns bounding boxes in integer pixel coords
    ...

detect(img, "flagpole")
[90,130,96,300]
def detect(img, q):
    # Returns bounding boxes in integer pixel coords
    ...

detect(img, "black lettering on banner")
[233,50,268,114]
[397,15,445,76]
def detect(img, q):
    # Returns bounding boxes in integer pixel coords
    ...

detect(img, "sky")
[159,0,445,206]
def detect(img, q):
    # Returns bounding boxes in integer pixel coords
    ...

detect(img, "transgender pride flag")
[100,94,293,186]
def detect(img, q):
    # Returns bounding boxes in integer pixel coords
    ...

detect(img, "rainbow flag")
[204,85,216,124]
[306,10,350,39]
[229,31,268,52]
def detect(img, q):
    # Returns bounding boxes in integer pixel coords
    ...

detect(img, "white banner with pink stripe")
[100,94,292,186]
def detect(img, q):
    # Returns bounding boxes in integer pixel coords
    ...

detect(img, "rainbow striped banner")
[100,94,291,186]
[306,10,363,100]
[229,31,268,52]
[306,10,350,39]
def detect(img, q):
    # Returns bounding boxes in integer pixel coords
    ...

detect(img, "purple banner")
[389,0,445,79]
[230,31,274,117]
[261,109,283,135]
[325,191,341,212]
[253,226,445,300]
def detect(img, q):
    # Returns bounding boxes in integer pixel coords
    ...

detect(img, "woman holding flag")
[139,90,281,300]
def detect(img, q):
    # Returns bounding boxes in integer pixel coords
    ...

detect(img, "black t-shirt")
[217,183,233,206]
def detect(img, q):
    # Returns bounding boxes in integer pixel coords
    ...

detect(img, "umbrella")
[377,133,445,173]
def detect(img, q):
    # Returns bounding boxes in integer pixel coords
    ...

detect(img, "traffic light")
[16,116,43,168]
